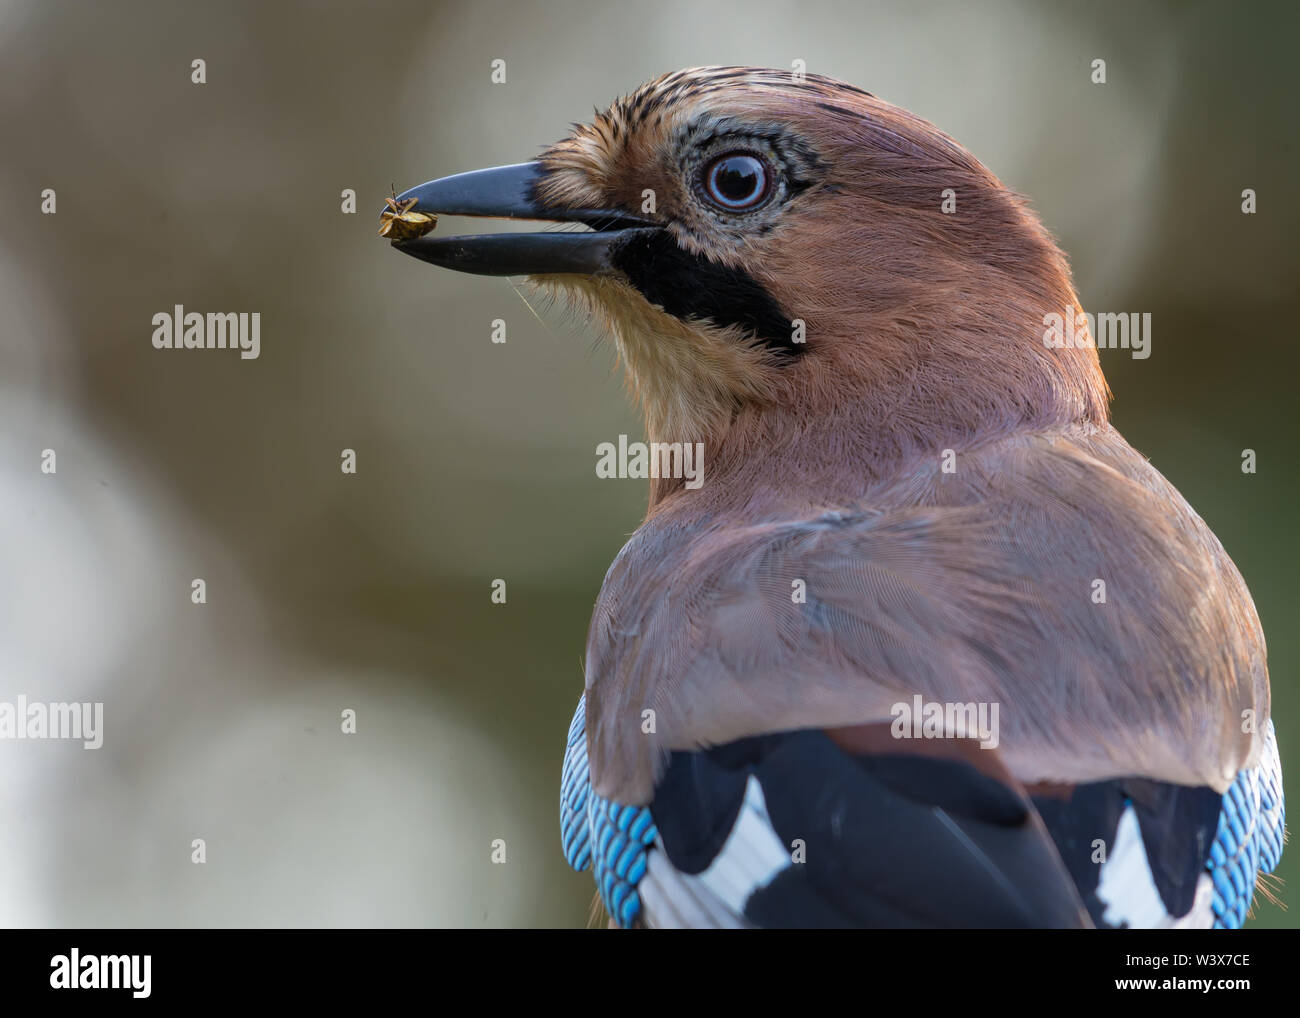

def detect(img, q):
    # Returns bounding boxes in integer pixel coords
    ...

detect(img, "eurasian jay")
[387,67,1284,928]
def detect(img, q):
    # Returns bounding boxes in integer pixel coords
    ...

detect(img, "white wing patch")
[640,775,790,928]
[1096,805,1214,929]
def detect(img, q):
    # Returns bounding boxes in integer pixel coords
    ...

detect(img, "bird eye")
[701,153,771,211]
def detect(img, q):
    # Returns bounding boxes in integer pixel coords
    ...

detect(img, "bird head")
[391,68,1109,498]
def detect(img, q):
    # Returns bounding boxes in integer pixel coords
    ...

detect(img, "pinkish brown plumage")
[533,69,1264,801]
[392,66,1282,928]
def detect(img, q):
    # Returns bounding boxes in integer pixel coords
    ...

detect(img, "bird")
[387,66,1284,928]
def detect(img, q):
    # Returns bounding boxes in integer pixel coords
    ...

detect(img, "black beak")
[385,162,660,276]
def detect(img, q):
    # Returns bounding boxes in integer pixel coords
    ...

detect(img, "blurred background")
[0,0,1294,926]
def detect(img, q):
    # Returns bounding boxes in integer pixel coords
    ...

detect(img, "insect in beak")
[383,163,659,276]
[378,188,438,242]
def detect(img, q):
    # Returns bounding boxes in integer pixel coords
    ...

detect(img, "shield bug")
[378,188,437,242]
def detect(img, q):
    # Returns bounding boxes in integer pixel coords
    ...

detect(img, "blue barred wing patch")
[560,695,658,927]
[588,791,657,928]
[560,697,592,872]
[1209,720,1286,928]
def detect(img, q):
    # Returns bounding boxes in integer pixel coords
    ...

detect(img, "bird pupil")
[711,155,763,204]
[717,163,755,198]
